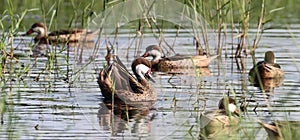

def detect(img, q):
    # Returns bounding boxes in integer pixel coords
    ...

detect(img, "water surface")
[0,26,300,139]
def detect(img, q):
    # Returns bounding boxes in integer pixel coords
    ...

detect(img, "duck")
[200,96,240,128]
[97,55,157,103]
[24,22,97,44]
[141,45,218,70]
[200,96,240,139]
[258,120,300,140]
[249,51,284,81]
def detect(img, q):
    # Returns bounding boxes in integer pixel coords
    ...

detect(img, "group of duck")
[25,22,286,139]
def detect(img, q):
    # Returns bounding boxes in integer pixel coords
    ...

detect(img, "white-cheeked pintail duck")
[258,120,300,140]
[249,51,284,81]
[97,56,157,102]
[142,45,218,70]
[200,96,240,128]
[200,96,240,139]
[25,22,97,44]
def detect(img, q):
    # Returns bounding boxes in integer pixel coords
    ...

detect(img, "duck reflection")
[31,41,95,61]
[98,98,155,137]
[250,77,284,92]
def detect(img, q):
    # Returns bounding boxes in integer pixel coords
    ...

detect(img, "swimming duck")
[142,45,218,70]
[200,96,240,139]
[25,22,97,44]
[249,51,284,81]
[200,96,240,128]
[258,120,300,140]
[97,56,157,103]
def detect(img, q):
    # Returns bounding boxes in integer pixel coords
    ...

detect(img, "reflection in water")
[200,123,239,139]
[31,41,96,62]
[97,99,155,137]
[31,44,50,57]
[250,77,284,92]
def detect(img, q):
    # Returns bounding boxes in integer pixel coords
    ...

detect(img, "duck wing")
[113,55,130,73]
[48,29,84,36]
[112,60,145,94]
[164,54,217,61]
[163,54,192,61]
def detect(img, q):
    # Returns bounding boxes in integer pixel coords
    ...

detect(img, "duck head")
[264,51,276,64]
[142,45,163,62]
[218,96,240,116]
[26,22,47,36]
[132,57,155,83]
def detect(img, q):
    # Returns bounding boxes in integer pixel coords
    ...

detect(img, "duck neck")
[134,64,151,87]
[36,27,47,37]
[34,27,47,41]
[138,77,150,87]
[153,55,161,62]
[152,50,163,62]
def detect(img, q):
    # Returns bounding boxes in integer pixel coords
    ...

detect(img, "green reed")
[0,0,31,139]
[0,0,103,138]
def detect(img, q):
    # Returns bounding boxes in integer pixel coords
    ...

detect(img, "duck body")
[25,22,96,44]
[200,97,240,139]
[154,54,217,70]
[97,56,157,102]
[258,120,300,140]
[249,51,284,80]
[200,97,240,128]
[200,110,239,127]
[142,45,217,70]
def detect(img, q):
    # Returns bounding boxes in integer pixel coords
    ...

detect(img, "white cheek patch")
[150,50,162,61]
[33,27,45,35]
[135,64,150,79]
[228,103,237,113]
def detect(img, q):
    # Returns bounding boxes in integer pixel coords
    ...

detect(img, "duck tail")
[209,54,219,61]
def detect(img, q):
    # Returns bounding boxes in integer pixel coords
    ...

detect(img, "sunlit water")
[1,28,300,139]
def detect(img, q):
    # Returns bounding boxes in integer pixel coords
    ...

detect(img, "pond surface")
[1,26,300,140]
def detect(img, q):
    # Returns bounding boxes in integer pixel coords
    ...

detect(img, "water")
[1,26,300,139]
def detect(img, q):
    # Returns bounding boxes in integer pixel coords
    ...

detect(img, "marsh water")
[1,25,300,139]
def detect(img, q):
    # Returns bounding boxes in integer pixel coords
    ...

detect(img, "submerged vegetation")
[0,0,299,139]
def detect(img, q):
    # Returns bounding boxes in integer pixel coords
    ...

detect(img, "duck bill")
[142,52,149,57]
[145,73,155,83]
[26,29,33,35]
[234,108,240,117]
